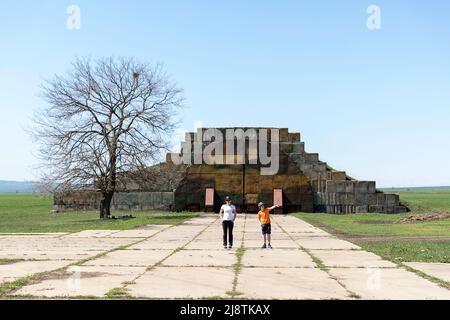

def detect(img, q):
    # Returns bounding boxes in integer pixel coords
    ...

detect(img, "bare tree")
[32,57,183,219]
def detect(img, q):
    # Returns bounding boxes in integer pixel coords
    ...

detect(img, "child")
[257,202,280,249]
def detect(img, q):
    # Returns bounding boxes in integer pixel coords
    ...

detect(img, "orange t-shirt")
[258,208,271,224]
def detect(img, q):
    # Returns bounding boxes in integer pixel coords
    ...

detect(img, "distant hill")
[0,180,42,193]
[1,180,449,194]
[380,186,450,192]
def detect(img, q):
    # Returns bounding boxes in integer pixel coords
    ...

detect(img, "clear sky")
[0,0,449,187]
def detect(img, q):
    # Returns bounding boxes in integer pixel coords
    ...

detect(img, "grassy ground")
[295,188,450,263]
[361,241,450,263]
[0,194,202,233]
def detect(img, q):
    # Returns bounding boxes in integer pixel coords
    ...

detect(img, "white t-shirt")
[221,204,236,221]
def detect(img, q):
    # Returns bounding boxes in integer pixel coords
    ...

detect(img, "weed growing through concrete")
[227,245,245,298]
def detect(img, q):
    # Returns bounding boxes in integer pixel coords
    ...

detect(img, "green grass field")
[0,194,202,233]
[362,241,450,263]
[295,188,450,263]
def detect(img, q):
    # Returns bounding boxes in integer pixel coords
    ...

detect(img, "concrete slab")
[137,224,172,230]
[405,262,450,283]
[150,232,196,242]
[127,267,234,298]
[242,249,316,268]
[0,233,67,237]
[63,230,121,238]
[243,232,292,240]
[243,239,299,249]
[0,260,70,284]
[0,250,102,261]
[163,250,236,267]
[15,265,145,297]
[294,237,361,250]
[244,225,283,233]
[237,267,349,299]
[162,226,205,234]
[196,231,245,241]
[82,249,171,267]
[183,217,218,225]
[128,240,188,250]
[106,229,161,238]
[184,240,236,250]
[328,267,450,299]
[310,250,396,268]
[3,215,449,300]
[289,231,332,237]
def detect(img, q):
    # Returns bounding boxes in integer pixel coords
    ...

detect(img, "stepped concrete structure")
[54,128,407,214]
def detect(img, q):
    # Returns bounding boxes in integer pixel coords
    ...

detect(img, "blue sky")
[0,0,449,187]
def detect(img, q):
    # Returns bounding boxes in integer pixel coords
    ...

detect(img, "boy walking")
[257,202,280,249]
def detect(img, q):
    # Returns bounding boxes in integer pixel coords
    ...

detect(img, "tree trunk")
[99,192,114,219]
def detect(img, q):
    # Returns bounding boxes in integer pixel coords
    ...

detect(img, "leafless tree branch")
[31,56,183,218]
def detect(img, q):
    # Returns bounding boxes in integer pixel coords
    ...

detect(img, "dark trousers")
[222,220,234,247]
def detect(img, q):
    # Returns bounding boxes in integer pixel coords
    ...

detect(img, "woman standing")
[219,196,237,249]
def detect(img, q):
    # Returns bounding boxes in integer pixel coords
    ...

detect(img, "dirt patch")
[396,212,450,224]
[358,220,393,225]
[0,259,24,265]
[42,270,110,281]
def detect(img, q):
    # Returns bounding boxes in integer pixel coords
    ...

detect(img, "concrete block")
[288,132,300,142]
[280,142,294,153]
[374,193,385,205]
[336,182,346,193]
[367,181,376,193]
[279,128,289,142]
[386,206,396,214]
[326,181,337,193]
[332,172,346,180]
[327,193,336,205]
[355,193,369,206]
[355,181,368,193]
[314,192,327,205]
[369,205,385,213]
[289,153,302,164]
[368,194,377,206]
[355,205,368,213]
[345,181,355,193]
[344,193,355,205]
[386,194,399,206]
[292,142,304,153]
[315,162,327,172]
[300,163,312,172]
[304,153,319,163]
